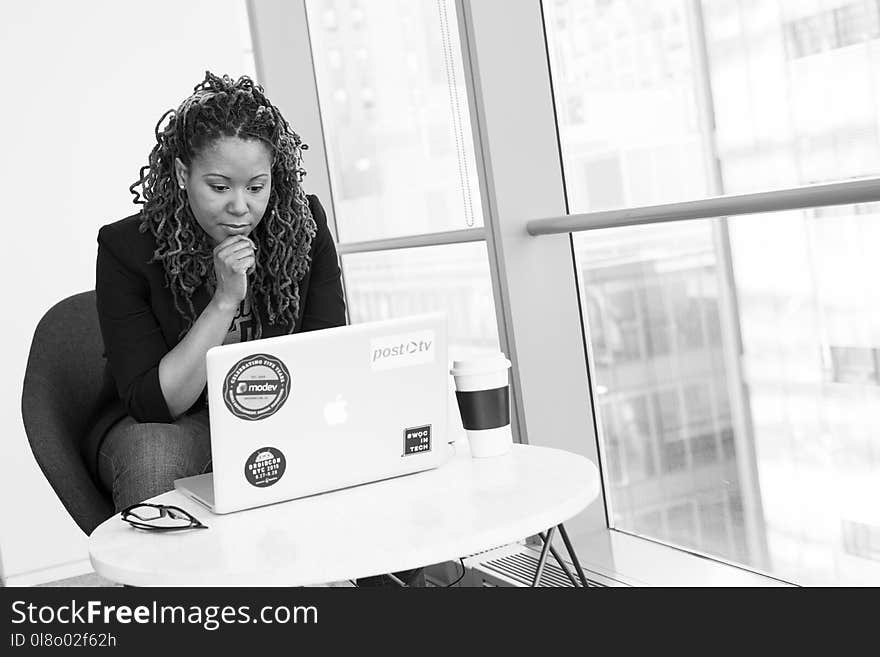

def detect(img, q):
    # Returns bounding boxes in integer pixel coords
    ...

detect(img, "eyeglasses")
[120,503,209,532]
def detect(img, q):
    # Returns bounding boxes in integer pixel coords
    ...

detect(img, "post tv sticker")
[244,447,286,487]
[403,425,431,456]
[370,329,436,371]
[223,353,291,421]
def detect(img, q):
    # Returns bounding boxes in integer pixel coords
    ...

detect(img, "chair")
[21,291,115,535]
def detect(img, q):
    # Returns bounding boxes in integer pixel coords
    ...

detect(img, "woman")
[88,71,422,587]
[88,71,345,512]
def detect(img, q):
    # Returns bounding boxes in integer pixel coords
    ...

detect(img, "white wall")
[0,0,255,584]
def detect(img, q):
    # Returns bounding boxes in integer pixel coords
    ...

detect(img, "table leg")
[538,531,580,587]
[386,572,407,587]
[557,522,590,587]
[532,525,556,587]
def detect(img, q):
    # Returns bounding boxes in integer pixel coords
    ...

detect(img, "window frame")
[458,0,880,586]
[249,0,525,444]
[247,0,880,586]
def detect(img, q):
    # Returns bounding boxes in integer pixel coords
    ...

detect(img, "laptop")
[174,312,451,514]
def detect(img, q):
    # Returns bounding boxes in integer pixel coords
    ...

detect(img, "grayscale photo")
[2,1,878,630]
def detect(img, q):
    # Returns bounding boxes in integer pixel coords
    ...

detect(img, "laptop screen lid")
[194,312,449,513]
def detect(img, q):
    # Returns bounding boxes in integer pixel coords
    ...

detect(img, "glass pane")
[547,0,880,586]
[342,243,500,442]
[544,0,880,213]
[306,0,484,242]
[574,207,880,585]
[343,242,499,359]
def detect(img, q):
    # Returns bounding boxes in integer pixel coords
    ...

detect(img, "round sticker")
[244,447,287,488]
[223,353,291,421]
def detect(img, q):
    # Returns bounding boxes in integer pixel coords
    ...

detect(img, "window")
[305,0,500,436]
[829,346,880,385]
[784,1,880,59]
[307,0,483,242]
[342,243,499,361]
[842,519,880,562]
[257,0,880,586]
[545,0,880,585]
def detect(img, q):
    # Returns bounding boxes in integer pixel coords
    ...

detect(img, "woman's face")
[174,136,273,246]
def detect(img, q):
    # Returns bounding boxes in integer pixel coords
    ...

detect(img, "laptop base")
[175,473,215,511]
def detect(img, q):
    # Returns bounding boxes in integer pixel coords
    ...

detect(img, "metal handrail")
[337,227,485,255]
[526,177,880,236]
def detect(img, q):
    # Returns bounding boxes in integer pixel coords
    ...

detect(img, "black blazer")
[84,194,346,478]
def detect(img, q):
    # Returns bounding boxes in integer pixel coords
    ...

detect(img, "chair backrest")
[21,291,115,535]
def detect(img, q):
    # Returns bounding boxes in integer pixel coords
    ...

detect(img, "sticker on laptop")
[370,330,436,372]
[403,425,431,456]
[223,353,291,421]
[244,447,287,487]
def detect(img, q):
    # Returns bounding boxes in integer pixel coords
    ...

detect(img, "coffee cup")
[449,353,512,458]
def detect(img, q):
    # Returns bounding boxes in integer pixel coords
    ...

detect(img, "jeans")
[98,409,213,513]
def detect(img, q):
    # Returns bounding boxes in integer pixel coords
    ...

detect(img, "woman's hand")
[159,235,255,418]
[212,235,256,309]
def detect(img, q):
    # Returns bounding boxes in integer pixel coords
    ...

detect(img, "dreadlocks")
[129,70,315,340]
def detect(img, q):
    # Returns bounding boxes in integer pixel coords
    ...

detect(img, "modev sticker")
[244,447,286,487]
[223,353,291,421]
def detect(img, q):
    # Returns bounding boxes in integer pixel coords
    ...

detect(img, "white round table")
[89,443,600,586]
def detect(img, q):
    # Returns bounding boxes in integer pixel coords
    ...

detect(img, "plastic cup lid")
[449,353,511,376]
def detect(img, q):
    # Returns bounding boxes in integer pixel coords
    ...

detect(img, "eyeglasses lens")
[126,505,192,529]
